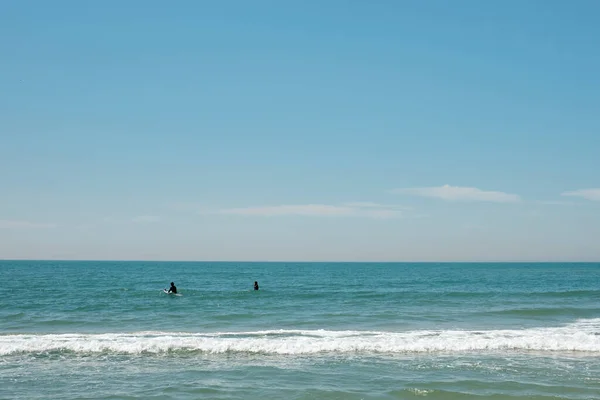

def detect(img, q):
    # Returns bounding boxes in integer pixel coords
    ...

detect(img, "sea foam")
[2,319,600,356]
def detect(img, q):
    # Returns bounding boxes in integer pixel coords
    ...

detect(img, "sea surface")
[1,261,600,399]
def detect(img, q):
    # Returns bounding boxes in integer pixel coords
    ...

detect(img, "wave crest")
[2,319,600,356]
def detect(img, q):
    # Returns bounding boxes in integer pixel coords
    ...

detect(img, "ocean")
[1,261,599,399]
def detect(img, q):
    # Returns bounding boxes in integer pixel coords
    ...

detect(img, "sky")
[1,0,599,261]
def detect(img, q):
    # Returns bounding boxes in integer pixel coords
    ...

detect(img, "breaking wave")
[2,319,600,356]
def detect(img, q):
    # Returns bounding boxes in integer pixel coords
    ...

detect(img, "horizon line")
[1,259,598,264]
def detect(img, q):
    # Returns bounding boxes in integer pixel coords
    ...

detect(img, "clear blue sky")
[1,0,599,261]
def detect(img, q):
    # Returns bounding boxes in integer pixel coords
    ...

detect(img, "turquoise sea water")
[1,261,600,399]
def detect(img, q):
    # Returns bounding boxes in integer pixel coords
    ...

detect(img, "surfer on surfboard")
[166,282,177,294]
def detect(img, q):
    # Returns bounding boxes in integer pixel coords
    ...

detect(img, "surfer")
[167,282,177,294]
[254,281,259,291]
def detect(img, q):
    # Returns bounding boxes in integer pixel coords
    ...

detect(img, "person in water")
[254,281,259,291]
[168,282,177,294]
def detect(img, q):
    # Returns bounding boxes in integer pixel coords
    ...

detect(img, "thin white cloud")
[561,188,600,201]
[391,184,520,203]
[359,208,404,219]
[535,200,579,206]
[131,215,161,223]
[217,203,404,219]
[99,216,162,224]
[342,202,412,210]
[220,204,353,217]
[0,220,56,229]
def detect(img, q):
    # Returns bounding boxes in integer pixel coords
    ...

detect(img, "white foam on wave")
[2,319,600,356]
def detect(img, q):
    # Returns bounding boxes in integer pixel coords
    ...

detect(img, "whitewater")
[4,319,600,356]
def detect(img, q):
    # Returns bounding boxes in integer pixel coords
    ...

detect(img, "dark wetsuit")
[254,282,259,291]
[169,285,177,294]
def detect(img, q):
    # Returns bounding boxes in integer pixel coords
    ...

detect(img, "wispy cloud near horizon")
[535,200,579,206]
[561,189,600,201]
[341,202,412,210]
[215,202,407,219]
[391,184,521,203]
